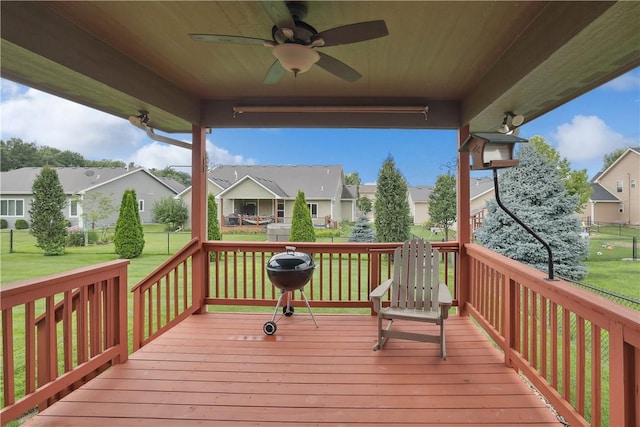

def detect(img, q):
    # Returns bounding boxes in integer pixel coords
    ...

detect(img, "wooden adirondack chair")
[370,239,452,359]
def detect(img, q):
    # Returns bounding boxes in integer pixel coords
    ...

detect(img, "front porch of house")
[19,312,560,426]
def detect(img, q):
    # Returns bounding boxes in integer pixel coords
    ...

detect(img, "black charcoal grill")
[263,246,318,335]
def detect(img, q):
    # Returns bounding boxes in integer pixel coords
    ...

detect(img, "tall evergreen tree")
[348,216,376,242]
[114,189,145,258]
[476,144,588,280]
[428,174,457,240]
[208,193,221,241]
[289,190,316,242]
[374,155,412,243]
[29,166,67,255]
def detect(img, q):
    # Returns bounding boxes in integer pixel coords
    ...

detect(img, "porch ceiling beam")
[0,1,199,133]
[463,1,639,132]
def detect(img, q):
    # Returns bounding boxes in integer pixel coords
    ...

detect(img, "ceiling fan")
[189,1,388,83]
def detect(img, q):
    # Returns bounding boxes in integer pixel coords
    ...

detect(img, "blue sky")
[1,68,638,186]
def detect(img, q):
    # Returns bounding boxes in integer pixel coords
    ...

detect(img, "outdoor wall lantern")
[460,132,556,280]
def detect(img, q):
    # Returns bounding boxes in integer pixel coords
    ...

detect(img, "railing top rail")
[1,259,130,310]
[130,237,200,293]
[466,242,640,334]
[203,240,459,253]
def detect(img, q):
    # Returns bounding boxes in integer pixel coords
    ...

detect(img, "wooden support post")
[457,125,471,316]
[192,125,207,313]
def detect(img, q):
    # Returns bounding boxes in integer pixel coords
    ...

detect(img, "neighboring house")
[469,177,495,231]
[588,147,640,225]
[0,167,183,229]
[178,165,358,228]
[408,186,433,225]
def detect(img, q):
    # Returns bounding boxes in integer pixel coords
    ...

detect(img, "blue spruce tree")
[476,144,588,281]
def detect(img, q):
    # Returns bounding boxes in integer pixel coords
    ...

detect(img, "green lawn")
[1,225,637,300]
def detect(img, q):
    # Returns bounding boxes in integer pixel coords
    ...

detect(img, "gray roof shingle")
[208,165,344,199]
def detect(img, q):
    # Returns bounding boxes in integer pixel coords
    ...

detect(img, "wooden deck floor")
[24,312,561,426]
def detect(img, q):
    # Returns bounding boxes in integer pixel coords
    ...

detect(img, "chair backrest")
[390,239,440,311]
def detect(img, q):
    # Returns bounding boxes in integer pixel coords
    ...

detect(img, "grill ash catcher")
[263,246,318,335]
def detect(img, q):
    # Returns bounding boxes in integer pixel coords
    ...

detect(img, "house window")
[138,200,144,212]
[616,180,623,192]
[70,200,79,217]
[619,204,624,213]
[307,203,318,218]
[1,199,24,216]
[277,201,285,220]
[632,179,637,189]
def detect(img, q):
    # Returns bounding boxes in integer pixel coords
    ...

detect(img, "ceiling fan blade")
[264,60,287,84]
[316,52,362,83]
[317,20,388,47]
[190,34,272,46]
[260,0,295,30]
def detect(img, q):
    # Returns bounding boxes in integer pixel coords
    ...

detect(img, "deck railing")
[131,238,200,350]
[0,260,129,424]
[465,243,639,427]
[5,240,637,426]
[202,241,459,310]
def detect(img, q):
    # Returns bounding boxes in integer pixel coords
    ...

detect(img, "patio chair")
[370,239,452,359]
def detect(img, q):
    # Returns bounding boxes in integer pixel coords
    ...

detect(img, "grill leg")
[271,290,286,322]
[299,290,318,328]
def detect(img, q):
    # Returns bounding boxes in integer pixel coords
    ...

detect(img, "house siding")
[591,149,640,225]
[0,168,177,230]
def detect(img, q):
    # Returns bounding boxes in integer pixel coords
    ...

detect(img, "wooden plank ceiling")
[1,1,639,133]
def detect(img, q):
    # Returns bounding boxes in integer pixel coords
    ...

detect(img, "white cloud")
[602,71,640,92]
[552,115,633,162]
[1,80,256,168]
[126,140,256,171]
[1,86,143,160]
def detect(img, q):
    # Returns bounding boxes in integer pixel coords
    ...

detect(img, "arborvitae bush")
[114,189,145,258]
[349,216,377,242]
[289,190,316,242]
[208,193,221,241]
[29,166,67,255]
[208,193,221,261]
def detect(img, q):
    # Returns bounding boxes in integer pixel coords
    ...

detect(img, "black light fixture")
[460,132,555,280]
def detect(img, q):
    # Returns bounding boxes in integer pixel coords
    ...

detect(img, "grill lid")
[267,246,314,271]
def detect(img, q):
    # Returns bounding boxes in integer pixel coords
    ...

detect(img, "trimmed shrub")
[0,219,7,229]
[289,190,315,242]
[114,189,145,258]
[15,219,29,230]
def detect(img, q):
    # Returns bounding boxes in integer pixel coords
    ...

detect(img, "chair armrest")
[438,282,453,319]
[370,279,393,313]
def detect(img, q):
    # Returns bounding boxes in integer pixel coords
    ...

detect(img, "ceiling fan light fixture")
[272,43,320,75]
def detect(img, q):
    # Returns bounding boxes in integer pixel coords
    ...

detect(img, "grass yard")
[1,225,637,299]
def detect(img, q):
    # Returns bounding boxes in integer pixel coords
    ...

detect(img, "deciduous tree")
[152,197,189,231]
[428,174,457,240]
